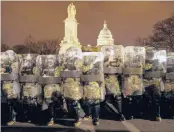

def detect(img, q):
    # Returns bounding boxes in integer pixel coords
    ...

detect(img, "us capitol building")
[59,3,114,54]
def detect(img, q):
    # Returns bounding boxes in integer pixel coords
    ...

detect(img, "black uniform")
[81,52,105,125]
[1,50,21,125]
[37,55,65,126]
[60,47,84,126]
[19,54,42,123]
[122,46,145,119]
[162,52,174,118]
[143,48,166,121]
[101,45,125,121]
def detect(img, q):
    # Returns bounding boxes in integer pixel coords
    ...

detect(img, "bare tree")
[151,15,174,51]
[150,15,174,51]
[24,34,38,53]
[1,44,10,52]
[135,15,174,51]
[36,38,60,54]
[135,36,150,46]
[23,34,60,54]
[12,44,29,54]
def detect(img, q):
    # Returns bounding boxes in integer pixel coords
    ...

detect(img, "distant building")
[97,20,114,46]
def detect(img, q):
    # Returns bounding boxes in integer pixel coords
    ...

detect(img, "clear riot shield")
[101,45,124,68]
[144,49,166,92]
[1,52,7,74]
[20,54,38,76]
[144,49,166,73]
[164,52,174,93]
[19,54,42,104]
[37,55,62,102]
[1,52,7,103]
[101,45,124,95]
[60,47,83,101]
[81,52,105,101]
[1,50,20,99]
[123,46,145,97]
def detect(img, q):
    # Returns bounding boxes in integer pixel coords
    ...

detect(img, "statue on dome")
[67,3,76,18]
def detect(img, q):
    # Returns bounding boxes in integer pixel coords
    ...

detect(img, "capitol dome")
[97,21,114,46]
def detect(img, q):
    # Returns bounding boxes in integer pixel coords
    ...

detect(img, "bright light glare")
[26,54,32,60]
[110,50,114,55]
[158,56,166,63]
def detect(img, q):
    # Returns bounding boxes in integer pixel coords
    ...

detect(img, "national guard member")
[1,50,21,125]
[122,46,145,119]
[162,52,174,118]
[101,45,125,121]
[143,47,166,121]
[37,54,64,126]
[1,52,8,124]
[19,54,42,123]
[60,47,84,127]
[81,52,105,125]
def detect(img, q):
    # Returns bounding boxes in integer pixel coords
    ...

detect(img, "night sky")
[1,1,174,46]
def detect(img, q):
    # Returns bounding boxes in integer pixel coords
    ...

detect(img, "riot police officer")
[143,47,166,121]
[1,50,21,125]
[37,54,65,126]
[19,54,42,123]
[60,47,84,127]
[122,46,145,119]
[81,52,105,125]
[162,52,174,119]
[101,45,125,121]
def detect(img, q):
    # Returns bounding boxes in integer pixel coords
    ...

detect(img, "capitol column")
[59,3,81,54]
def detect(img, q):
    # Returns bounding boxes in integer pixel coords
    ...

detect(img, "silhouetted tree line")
[136,14,174,52]
[1,34,60,54]
[1,44,10,52]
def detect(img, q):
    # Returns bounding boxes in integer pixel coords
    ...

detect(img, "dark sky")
[1,1,174,46]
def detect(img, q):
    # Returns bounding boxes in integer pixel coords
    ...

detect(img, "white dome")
[97,21,114,46]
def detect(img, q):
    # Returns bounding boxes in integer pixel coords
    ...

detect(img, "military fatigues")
[122,46,145,119]
[143,48,166,121]
[37,55,64,126]
[81,52,105,125]
[162,52,174,119]
[1,50,21,125]
[60,47,84,126]
[19,54,42,123]
[101,45,125,121]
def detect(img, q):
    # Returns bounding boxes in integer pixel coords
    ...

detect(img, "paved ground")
[2,119,174,132]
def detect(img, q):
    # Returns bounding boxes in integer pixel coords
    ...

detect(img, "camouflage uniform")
[101,45,125,121]
[81,52,105,125]
[37,55,64,126]
[1,50,21,125]
[162,52,174,118]
[19,54,42,123]
[143,47,166,121]
[60,47,84,126]
[122,46,145,119]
